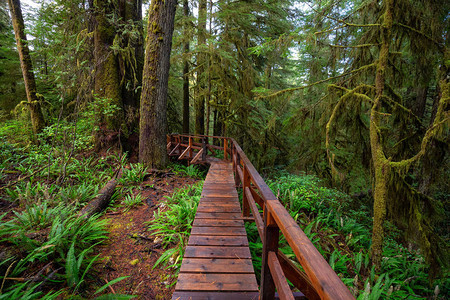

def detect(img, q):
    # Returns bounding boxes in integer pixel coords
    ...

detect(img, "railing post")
[224,138,228,161]
[189,136,193,161]
[235,153,241,188]
[260,208,279,300]
[242,166,250,217]
[202,137,207,161]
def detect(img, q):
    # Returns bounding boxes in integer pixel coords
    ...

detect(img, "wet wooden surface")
[172,161,258,299]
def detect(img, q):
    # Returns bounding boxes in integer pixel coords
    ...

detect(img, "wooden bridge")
[167,134,354,300]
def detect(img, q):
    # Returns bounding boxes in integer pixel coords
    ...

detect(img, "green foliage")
[119,163,148,186]
[148,182,203,270]
[246,172,449,298]
[121,192,144,211]
[169,163,206,179]
[13,202,72,230]
[0,204,109,296]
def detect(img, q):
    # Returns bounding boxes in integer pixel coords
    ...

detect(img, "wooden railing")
[167,134,355,300]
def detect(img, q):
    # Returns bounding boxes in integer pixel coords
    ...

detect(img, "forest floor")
[90,171,199,299]
[0,168,199,299]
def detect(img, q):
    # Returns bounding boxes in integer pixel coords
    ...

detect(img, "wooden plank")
[188,235,248,246]
[202,188,238,194]
[266,200,355,300]
[195,212,243,220]
[200,196,238,202]
[169,144,180,156]
[277,251,320,300]
[202,183,236,188]
[191,226,247,236]
[197,205,241,213]
[172,291,259,300]
[268,251,294,300]
[197,202,240,207]
[191,148,204,164]
[245,187,264,239]
[178,146,191,160]
[175,273,258,292]
[179,258,253,273]
[193,219,244,227]
[184,246,252,259]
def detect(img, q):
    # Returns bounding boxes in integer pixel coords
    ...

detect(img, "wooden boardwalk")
[172,160,259,300]
[168,134,355,300]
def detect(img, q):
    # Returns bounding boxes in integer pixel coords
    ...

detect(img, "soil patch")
[92,172,199,299]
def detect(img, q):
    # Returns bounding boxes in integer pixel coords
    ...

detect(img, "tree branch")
[260,63,376,98]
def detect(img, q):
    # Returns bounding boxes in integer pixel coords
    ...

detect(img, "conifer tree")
[7,0,46,138]
[92,0,143,152]
[182,0,190,134]
[139,0,177,168]
[195,0,207,135]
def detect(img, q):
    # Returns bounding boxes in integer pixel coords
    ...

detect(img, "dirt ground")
[91,171,199,299]
[0,169,199,300]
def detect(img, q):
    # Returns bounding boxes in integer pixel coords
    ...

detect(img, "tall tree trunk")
[118,0,143,112]
[118,0,144,155]
[195,0,207,135]
[139,0,177,168]
[7,0,46,138]
[182,0,190,134]
[205,0,213,137]
[370,0,394,271]
[93,0,123,151]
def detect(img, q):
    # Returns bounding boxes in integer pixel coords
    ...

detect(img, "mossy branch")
[327,43,379,49]
[389,80,449,170]
[395,22,443,51]
[315,22,380,36]
[325,86,373,181]
[261,63,376,99]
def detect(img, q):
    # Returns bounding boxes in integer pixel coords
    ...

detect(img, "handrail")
[167,134,355,300]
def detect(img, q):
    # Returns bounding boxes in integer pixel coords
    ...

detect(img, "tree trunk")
[93,0,124,151]
[118,0,144,156]
[78,178,118,218]
[139,0,177,168]
[7,0,46,138]
[370,0,394,271]
[182,0,190,134]
[195,0,207,135]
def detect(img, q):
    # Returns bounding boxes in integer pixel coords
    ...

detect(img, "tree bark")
[182,0,190,134]
[78,178,118,218]
[139,0,177,168]
[7,0,46,137]
[118,0,144,156]
[370,0,394,271]
[195,0,207,135]
[93,0,143,153]
[93,0,123,151]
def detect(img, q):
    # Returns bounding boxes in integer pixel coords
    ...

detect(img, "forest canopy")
[0,0,448,298]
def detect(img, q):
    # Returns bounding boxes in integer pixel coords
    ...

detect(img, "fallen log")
[78,169,122,218]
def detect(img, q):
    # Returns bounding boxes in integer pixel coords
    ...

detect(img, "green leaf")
[94,276,130,295]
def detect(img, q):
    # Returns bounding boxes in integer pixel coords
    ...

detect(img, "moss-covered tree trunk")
[7,0,46,138]
[195,0,207,135]
[182,0,190,134]
[118,0,144,155]
[139,0,177,168]
[92,0,143,153]
[93,0,124,151]
[370,0,394,271]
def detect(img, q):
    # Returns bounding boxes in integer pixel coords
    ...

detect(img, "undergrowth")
[147,181,203,284]
[246,172,449,299]
[0,123,135,298]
